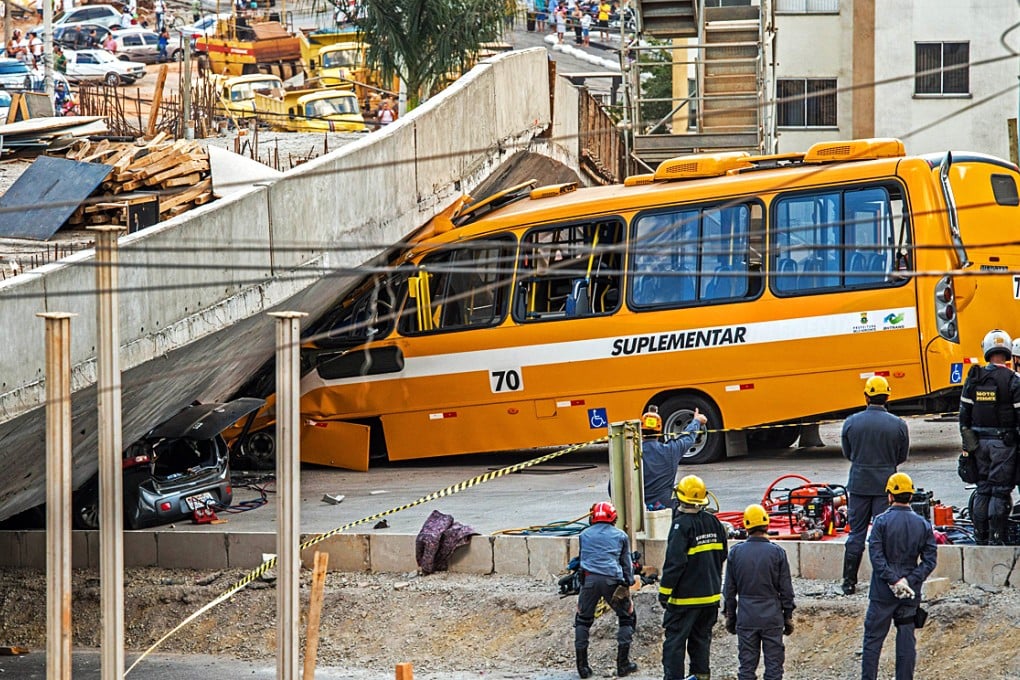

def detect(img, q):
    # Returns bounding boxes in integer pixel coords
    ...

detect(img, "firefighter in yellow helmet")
[639,405,707,511]
[723,504,795,680]
[860,472,937,680]
[840,375,909,595]
[659,475,728,680]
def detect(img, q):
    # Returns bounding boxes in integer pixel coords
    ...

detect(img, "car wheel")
[72,485,100,530]
[235,429,276,470]
[172,48,183,62]
[104,72,121,86]
[657,394,725,464]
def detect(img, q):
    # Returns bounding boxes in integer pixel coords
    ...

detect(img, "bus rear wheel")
[658,395,724,464]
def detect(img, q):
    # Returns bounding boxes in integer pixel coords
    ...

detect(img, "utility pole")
[3,0,11,52]
[91,226,125,680]
[183,33,193,139]
[271,310,307,680]
[42,0,52,97]
[39,311,75,680]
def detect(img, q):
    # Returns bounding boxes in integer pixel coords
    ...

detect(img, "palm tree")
[354,0,509,109]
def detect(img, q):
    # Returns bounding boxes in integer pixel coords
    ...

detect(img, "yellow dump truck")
[212,73,284,120]
[253,87,367,133]
[306,40,399,105]
[197,17,303,78]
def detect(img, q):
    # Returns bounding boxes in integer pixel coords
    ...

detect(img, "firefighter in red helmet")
[574,501,638,678]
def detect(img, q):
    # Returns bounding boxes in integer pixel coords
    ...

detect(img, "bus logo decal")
[610,326,747,356]
[883,312,906,327]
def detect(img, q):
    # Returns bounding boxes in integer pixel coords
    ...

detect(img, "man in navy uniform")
[723,504,795,680]
[840,375,909,594]
[861,472,937,680]
[640,405,707,511]
[574,501,638,678]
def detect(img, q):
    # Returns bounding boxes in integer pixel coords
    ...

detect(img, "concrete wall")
[3,531,1016,590]
[0,47,566,520]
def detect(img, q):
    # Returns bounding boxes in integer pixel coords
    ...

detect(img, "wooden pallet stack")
[63,133,215,227]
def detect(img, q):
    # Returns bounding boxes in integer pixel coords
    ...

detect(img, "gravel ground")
[1,566,1019,679]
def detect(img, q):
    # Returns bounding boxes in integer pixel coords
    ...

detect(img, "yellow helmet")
[743,503,770,531]
[864,375,891,397]
[675,475,709,506]
[886,471,915,495]
[641,407,663,433]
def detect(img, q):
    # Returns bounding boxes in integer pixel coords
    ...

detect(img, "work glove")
[783,618,794,636]
[891,577,915,600]
[658,593,669,609]
[610,584,631,608]
[724,616,736,635]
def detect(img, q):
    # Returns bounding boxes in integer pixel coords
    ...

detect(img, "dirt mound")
[1,567,1019,679]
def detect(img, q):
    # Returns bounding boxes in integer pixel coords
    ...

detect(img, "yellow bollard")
[396,662,414,680]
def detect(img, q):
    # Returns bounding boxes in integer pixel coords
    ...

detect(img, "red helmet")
[591,501,618,524]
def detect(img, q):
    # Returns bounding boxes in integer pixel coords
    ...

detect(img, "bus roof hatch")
[652,152,752,182]
[803,138,905,164]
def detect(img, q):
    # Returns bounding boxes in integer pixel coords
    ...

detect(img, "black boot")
[576,648,592,679]
[616,644,638,676]
[841,553,861,595]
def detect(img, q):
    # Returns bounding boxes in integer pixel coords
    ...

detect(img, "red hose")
[760,473,812,511]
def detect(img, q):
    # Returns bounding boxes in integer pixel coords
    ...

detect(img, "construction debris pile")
[0,116,108,156]
[63,134,215,226]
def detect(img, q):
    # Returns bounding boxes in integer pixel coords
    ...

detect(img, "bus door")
[767,182,920,411]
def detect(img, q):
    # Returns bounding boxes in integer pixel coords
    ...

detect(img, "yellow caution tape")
[125,434,609,676]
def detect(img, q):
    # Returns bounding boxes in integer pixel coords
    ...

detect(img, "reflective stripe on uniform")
[659,585,672,595]
[960,396,974,404]
[687,542,724,556]
[667,593,722,606]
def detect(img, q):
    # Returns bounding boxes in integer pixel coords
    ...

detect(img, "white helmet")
[1012,338,1020,358]
[982,329,1013,361]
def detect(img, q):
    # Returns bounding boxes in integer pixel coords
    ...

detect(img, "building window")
[776,78,837,127]
[915,42,969,95]
[775,0,839,13]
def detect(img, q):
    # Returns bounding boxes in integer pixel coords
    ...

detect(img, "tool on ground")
[192,506,219,524]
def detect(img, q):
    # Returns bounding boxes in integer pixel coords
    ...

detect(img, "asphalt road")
[172,413,966,538]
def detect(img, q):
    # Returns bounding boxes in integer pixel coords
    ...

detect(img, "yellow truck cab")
[213,73,284,119]
[254,87,366,133]
[313,42,365,86]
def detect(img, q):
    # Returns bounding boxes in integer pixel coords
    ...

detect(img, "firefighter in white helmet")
[840,375,910,595]
[639,405,707,511]
[959,329,1020,544]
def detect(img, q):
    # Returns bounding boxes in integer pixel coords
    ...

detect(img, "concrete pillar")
[852,0,875,138]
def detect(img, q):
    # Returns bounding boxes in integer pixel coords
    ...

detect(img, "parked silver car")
[110,27,163,63]
[32,3,123,34]
[72,398,265,530]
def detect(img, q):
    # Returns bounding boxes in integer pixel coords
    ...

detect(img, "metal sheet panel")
[0,156,112,240]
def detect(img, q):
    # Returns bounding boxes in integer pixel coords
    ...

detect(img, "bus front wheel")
[658,395,724,464]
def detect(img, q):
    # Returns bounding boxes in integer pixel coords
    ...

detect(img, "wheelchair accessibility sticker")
[588,408,608,429]
[950,363,963,384]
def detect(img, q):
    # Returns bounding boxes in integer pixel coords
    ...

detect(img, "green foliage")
[354,0,509,108]
[639,46,675,134]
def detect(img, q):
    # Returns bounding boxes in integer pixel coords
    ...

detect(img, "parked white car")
[64,49,146,86]
[33,4,123,33]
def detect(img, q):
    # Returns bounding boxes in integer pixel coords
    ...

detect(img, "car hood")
[145,397,264,440]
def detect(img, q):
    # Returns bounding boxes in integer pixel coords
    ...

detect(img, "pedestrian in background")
[154,0,165,31]
[959,329,1020,544]
[27,31,42,68]
[861,472,937,680]
[571,5,583,44]
[639,405,706,511]
[580,11,591,45]
[659,475,727,680]
[840,375,909,595]
[573,501,638,679]
[724,504,795,680]
[597,0,610,40]
[157,29,169,62]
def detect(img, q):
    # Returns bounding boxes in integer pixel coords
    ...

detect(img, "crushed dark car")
[72,397,265,530]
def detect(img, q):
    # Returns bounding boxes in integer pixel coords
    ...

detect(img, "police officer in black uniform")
[861,472,937,680]
[840,375,909,594]
[959,328,1020,545]
[659,475,728,680]
[723,504,795,680]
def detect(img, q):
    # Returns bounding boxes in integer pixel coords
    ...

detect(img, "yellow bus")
[234,138,1020,471]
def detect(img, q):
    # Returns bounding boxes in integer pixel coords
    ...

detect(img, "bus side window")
[514,220,623,322]
[399,236,515,335]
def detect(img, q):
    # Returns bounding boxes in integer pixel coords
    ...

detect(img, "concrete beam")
[369,534,418,574]
[961,545,1017,586]
[526,536,570,580]
[449,536,494,574]
[301,534,370,572]
[493,535,530,576]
